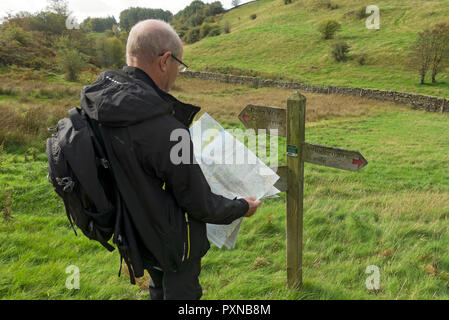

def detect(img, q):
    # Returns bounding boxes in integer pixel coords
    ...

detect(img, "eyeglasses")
[171,54,189,73]
[159,52,189,73]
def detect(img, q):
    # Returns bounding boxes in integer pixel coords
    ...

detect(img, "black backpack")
[46,107,136,284]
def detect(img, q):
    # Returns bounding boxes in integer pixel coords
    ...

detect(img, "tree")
[119,7,173,31]
[188,13,205,27]
[410,29,434,85]
[106,37,125,68]
[172,0,226,39]
[318,19,341,40]
[81,16,117,33]
[203,1,225,16]
[429,23,449,83]
[46,0,69,16]
[95,35,125,68]
[26,11,67,36]
[57,47,84,81]
[3,5,67,37]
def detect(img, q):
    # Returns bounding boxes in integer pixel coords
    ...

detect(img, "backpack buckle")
[56,177,75,193]
[101,158,110,169]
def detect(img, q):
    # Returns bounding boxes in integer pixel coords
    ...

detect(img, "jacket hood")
[80,67,199,127]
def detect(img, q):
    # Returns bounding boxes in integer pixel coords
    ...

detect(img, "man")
[80,19,262,300]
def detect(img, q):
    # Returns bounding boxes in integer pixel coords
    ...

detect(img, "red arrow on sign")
[352,159,364,168]
[242,114,250,121]
[303,144,368,172]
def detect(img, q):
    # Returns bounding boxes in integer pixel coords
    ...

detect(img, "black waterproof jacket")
[80,66,249,277]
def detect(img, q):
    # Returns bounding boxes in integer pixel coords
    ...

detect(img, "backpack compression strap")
[69,108,111,170]
[69,108,85,131]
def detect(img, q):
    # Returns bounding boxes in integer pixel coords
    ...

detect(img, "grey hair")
[126,19,182,65]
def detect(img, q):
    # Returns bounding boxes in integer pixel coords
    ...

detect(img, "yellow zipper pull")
[185,213,191,260]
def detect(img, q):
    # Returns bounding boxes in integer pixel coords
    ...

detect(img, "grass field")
[184,0,449,98]
[1,74,449,299]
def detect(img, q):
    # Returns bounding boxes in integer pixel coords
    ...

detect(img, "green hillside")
[184,0,449,98]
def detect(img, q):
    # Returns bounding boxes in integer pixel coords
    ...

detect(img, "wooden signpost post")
[239,92,368,288]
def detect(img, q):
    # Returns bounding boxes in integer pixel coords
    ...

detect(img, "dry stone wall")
[181,71,449,113]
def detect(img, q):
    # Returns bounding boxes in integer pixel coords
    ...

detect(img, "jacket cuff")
[235,198,249,218]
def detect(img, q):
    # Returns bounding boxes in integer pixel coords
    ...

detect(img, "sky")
[0,0,252,23]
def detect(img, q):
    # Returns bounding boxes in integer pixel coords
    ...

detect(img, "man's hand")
[243,196,262,218]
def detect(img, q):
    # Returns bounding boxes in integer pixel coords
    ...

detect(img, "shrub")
[27,147,38,161]
[199,23,221,38]
[185,23,222,44]
[3,24,30,45]
[105,37,125,68]
[328,2,339,10]
[184,27,201,44]
[357,7,369,19]
[57,48,84,81]
[175,25,190,40]
[0,24,42,68]
[200,23,213,39]
[250,14,257,20]
[207,24,222,37]
[0,105,24,146]
[0,87,15,96]
[224,21,231,34]
[318,19,342,40]
[316,0,338,10]
[95,36,125,68]
[357,53,367,65]
[0,143,4,171]
[284,0,292,4]
[22,106,48,136]
[331,41,350,62]
[188,14,205,28]
[204,16,216,24]
[1,189,13,222]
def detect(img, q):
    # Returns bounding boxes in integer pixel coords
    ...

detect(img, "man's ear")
[159,51,171,73]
